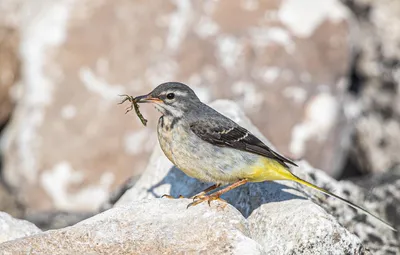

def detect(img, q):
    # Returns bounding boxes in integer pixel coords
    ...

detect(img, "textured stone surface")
[0,198,363,255]
[296,162,400,254]
[343,0,400,173]
[0,212,41,244]
[248,200,363,254]
[352,166,400,252]
[0,0,20,126]
[0,183,23,219]
[1,0,352,212]
[117,100,395,254]
[0,199,264,255]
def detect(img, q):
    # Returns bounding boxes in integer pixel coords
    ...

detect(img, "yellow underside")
[239,157,397,231]
[242,157,298,182]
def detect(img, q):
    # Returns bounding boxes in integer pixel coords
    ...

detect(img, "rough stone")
[0,199,264,255]
[352,166,400,253]
[293,162,400,255]
[0,182,23,219]
[0,211,41,244]
[248,200,363,254]
[1,0,352,212]
[343,0,400,173]
[0,0,20,127]
[0,27,18,127]
[0,198,363,255]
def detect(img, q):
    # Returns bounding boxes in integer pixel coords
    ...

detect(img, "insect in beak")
[134,94,162,103]
[118,94,148,126]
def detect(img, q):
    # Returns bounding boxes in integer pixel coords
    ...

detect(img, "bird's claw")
[187,195,226,209]
[191,194,206,201]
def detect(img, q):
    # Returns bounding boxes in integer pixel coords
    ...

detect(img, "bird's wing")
[189,119,297,167]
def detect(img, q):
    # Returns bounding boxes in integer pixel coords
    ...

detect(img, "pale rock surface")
[1,0,352,212]
[0,212,41,244]
[248,200,363,255]
[0,198,363,255]
[0,199,264,255]
[290,162,400,255]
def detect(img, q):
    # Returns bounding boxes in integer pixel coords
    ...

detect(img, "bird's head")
[135,82,201,117]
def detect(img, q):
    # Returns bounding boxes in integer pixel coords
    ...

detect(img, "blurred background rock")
[0,0,398,230]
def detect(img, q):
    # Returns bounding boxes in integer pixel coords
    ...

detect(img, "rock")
[0,182,23,219]
[0,27,18,127]
[248,200,363,254]
[343,0,400,173]
[24,211,96,231]
[353,166,400,238]
[0,198,363,254]
[292,162,400,254]
[0,211,41,244]
[117,100,396,254]
[0,199,265,254]
[0,1,20,127]
[1,0,352,212]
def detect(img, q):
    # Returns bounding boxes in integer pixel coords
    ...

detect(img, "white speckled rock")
[294,161,400,254]
[0,212,41,244]
[0,199,264,255]
[248,200,363,254]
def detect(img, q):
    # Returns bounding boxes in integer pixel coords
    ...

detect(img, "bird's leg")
[191,184,221,200]
[187,179,248,208]
[161,184,221,200]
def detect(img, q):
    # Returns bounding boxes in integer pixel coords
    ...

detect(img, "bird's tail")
[290,174,397,232]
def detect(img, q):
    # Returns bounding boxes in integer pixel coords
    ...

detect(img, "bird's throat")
[159,115,182,132]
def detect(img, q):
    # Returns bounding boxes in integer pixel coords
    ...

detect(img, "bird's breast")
[157,116,209,179]
[157,116,269,183]
[157,116,176,165]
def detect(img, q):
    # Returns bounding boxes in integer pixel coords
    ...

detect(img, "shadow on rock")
[148,166,305,218]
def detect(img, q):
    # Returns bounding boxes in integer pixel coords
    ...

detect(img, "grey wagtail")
[132,82,396,231]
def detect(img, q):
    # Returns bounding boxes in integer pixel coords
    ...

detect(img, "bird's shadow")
[147,166,306,218]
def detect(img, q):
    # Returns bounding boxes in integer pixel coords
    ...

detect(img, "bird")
[133,81,396,232]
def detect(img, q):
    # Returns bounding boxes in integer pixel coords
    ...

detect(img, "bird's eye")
[166,93,175,100]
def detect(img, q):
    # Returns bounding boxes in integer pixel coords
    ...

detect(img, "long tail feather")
[292,175,397,232]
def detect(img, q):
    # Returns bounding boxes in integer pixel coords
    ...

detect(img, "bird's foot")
[161,194,185,199]
[190,193,206,201]
[187,194,226,208]
[190,184,221,201]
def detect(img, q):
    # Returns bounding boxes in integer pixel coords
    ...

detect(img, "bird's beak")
[134,94,162,103]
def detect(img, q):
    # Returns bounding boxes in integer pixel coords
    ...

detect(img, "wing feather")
[190,119,297,167]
